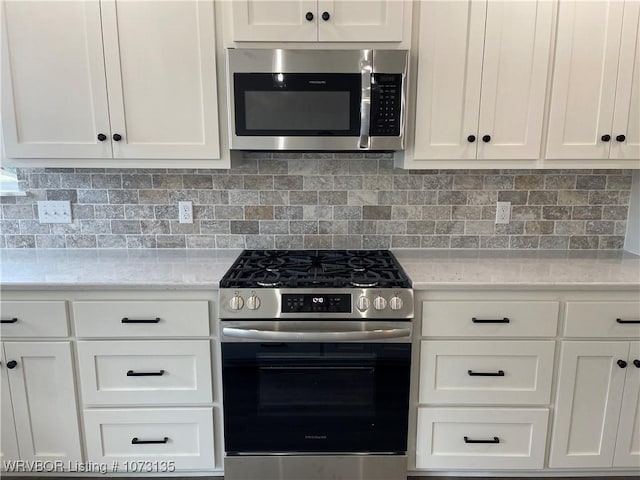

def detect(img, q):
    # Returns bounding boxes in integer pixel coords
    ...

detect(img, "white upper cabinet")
[1,1,111,158]
[411,0,553,163]
[1,0,220,161]
[231,0,404,42]
[547,0,640,161]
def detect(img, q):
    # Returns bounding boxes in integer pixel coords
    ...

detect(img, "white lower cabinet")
[84,408,215,470]
[416,408,548,469]
[0,341,82,464]
[550,341,640,468]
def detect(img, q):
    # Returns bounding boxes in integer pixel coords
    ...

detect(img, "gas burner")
[220,250,411,289]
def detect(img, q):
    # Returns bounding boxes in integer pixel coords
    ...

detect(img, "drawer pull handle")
[131,437,168,445]
[472,317,510,323]
[127,369,165,377]
[121,317,161,324]
[1,318,18,324]
[464,436,500,444]
[468,370,505,377]
[616,318,640,324]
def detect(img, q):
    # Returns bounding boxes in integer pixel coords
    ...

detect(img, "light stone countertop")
[0,249,639,291]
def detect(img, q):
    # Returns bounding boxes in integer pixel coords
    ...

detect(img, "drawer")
[419,341,554,405]
[83,407,214,470]
[565,301,640,338]
[77,340,212,405]
[0,301,68,337]
[73,301,209,337]
[416,407,548,469]
[422,301,559,337]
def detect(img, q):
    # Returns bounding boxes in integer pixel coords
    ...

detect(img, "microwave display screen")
[245,91,350,131]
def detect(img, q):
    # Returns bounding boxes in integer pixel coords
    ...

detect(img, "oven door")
[221,323,411,455]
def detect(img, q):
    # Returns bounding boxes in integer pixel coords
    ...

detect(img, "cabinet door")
[412,0,485,160]
[4,342,82,464]
[549,341,629,468]
[477,0,552,159]
[317,0,403,42]
[0,0,112,158]
[546,0,625,159]
[231,0,318,42]
[101,0,220,159]
[0,345,19,462]
[611,0,640,160]
[614,342,640,467]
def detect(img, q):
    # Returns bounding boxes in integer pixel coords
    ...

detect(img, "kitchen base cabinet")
[84,408,215,471]
[0,351,19,461]
[416,408,549,469]
[550,341,640,468]
[1,341,82,464]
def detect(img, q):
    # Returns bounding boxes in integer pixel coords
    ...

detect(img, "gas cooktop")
[219,249,411,289]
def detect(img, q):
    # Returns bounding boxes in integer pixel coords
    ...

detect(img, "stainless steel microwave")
[226,48,408,151]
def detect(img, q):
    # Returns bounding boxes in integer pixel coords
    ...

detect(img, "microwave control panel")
[370,74,402,136]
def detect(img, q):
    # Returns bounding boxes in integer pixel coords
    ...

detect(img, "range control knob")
[373,296,387,311]
[389,295,404,311]
[247,294,261,310]
[356,295,370,312]
[229,294,244,311]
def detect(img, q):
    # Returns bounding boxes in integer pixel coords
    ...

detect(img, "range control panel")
[370,74,402,136]
[282,294,351,313]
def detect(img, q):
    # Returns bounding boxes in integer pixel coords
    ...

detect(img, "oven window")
[258,356,375,416]
[234,73,361,136]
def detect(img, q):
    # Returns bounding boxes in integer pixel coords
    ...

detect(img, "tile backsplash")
[1,153,632,250]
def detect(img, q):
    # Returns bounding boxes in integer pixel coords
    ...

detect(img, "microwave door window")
[234,73,361,136]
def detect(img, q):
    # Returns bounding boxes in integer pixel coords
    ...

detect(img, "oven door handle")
[222,327,411,342]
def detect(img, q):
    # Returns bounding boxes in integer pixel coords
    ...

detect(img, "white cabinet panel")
[4,342,82,463]
[0,347,19,462]
[84,407,215,470]
[564,301,640,338]
[419,341,554,405]
[614,342,640,467]
[550,341,629,468]
[102,0,220,159]
[232,0,318,42]
[0,301,68,338]
[416,407,548,470]
[477,0,552,159]
[412,0,485,160]
[77,340,213,405]
[317,0,403,42]
[0,0,111,158]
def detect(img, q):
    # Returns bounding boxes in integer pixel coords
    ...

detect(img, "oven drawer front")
[416,408,548,469]
[73,301,209,337]
[83,408,214,470]
[421,301,559,337]
[77,340,212,405]
[0,301,68,337]
[419,341,554,405]
[565,301,640,337]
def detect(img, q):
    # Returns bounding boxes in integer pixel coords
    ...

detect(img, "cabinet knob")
[482,134,491,143]
[634,359,640,368]
[113,133,122,141]
[6,360,17,369]
[467,135,476,143]
[97,133,107,142]
[601,134,611,142]
[616,134,626,142]
[305,11,314,21]
[617,359,628,368]
[321,11,330,21]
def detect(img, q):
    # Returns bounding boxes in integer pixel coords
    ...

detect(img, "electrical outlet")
[37,201,72,224]
[178,201,193,224]
[495,201,511,224]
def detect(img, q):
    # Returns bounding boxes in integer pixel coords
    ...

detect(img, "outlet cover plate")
[37,201,72,224]
[495,201,511,224]
[178,201,193,224]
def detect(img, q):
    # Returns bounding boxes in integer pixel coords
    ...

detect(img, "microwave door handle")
[222,327,410,342]
[359,52,372,149]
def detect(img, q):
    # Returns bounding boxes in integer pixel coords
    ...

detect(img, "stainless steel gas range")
[219,250,414,480]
